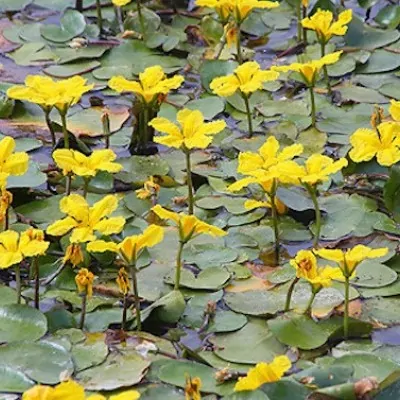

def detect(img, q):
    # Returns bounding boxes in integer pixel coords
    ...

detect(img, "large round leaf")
[352,261,398,288]
[0,341,74,384]
[0,304,47,343]
[268,314,330,350]
[0,366,34,393]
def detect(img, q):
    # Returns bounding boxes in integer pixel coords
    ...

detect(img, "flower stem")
[15,264,21,304]
[130,263,142,331]
[236,23,243,63]
[185,150,194,215]
[143,105,149,148]
[302,5,308,44]
[305,288,317,315]
[269,181,280,266]
[83,177,91,198]
[34,257,40,309]
[115,6,124,33]
[321,42,331,95]
[175,241,185,291]
[305,184,321,248]
[296,0,302,42]
[137,0,146,40]
[65,175,72,196]
[4,207,9,231]
[60,112,69,149]
[309,86,316,127]
[121,294,128,330]
[243,94,253,137]
[344,275,350,339]
[79,290,87,329]
[44,108,56,147]
[284,277,299,312]
[96,0,103,33]
[75,0,83,11]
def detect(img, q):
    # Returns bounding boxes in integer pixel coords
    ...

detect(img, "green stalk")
[44,108,56,147]
[143,105,149,148]
[235,23,243,64]
[102,110,111,149]
[269,180,280,266]
[284,277,299,312]
[34,257,40,309]
[15,264,21,304]
[185,150,194,215]
[175,241,185,291]
[96,0,103,33]
[242,94,253,137]
[344,275,350,339]
[137,0,146,40]
[302,5,308,44]
[83,177,91,198]
[296,0,302,42]
[65,175,72,196]
[130,262,142,331]
[305,288,317,315]
[75,0,83,11]
[121,294,128,330]
[309,86,316,127]
[79,289,87,329]
[321,42,331,95]
[60,111,70,149]
[4,207,9,231]
[305,184,321,248]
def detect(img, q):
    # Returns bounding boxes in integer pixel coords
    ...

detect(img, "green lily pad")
[0,340,74,384]
[352,261,398,288]
[0,285,18,306]
[358,49,400,73]
[210,318,286,364]
[72,335,109,372]
[0,366,34,393]
[338,86,388,103]
[165,267,231,290]
[41,9,86,43]
[0,304,47,343]
[158,360,235,396]
[184,244,238,269]
[43,61,100,78]
[268,314,330,350]
[76,351,150,390]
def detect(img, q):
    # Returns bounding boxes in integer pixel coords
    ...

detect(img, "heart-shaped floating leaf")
[41,9,86,43]
[0,365,34,393]
[76,351,149,390]
[0,340,74,384]
[165,267,230,290]
[0,304,47,343]
[352,261,398,288]
[209,318,286,364]
[268,313,330,350]
[157,359,235,396]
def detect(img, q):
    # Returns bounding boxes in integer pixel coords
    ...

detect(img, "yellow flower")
[108,66,184,104]
[116,267,130,295]
[149,109,226,150]
[244,198,287,214]
[152,204,226,243]
[302,0,309,7]
[7,75,93,114]
[290,250,342,290]
[75,268,95,297]
[234,355,291,391]
[297,154,348,186]
[22,380,138,400]
[230,0,279,23]
[389,100,400,121]
[196,0,232,21]
[0,229,49,269]
[87,224,164,265]
[272,51,342,86]
[53,149,123,177]
[63,243,84,267]
[185,375,202,400]
[229,136,304,191]
[0,136,29,189]
[349,122,400,167]
[302,9,353,43]
[136,176,160,200]
[46,194,126,243]
[210,61,279,97]
[112,0,131,6]
[225,22,238,48]
[315,245,388,276]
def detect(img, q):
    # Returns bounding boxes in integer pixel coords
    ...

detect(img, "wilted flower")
[116,267,130,295]
[63,244,84,268]
[75,268,95,297]
[136,176,160,200]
